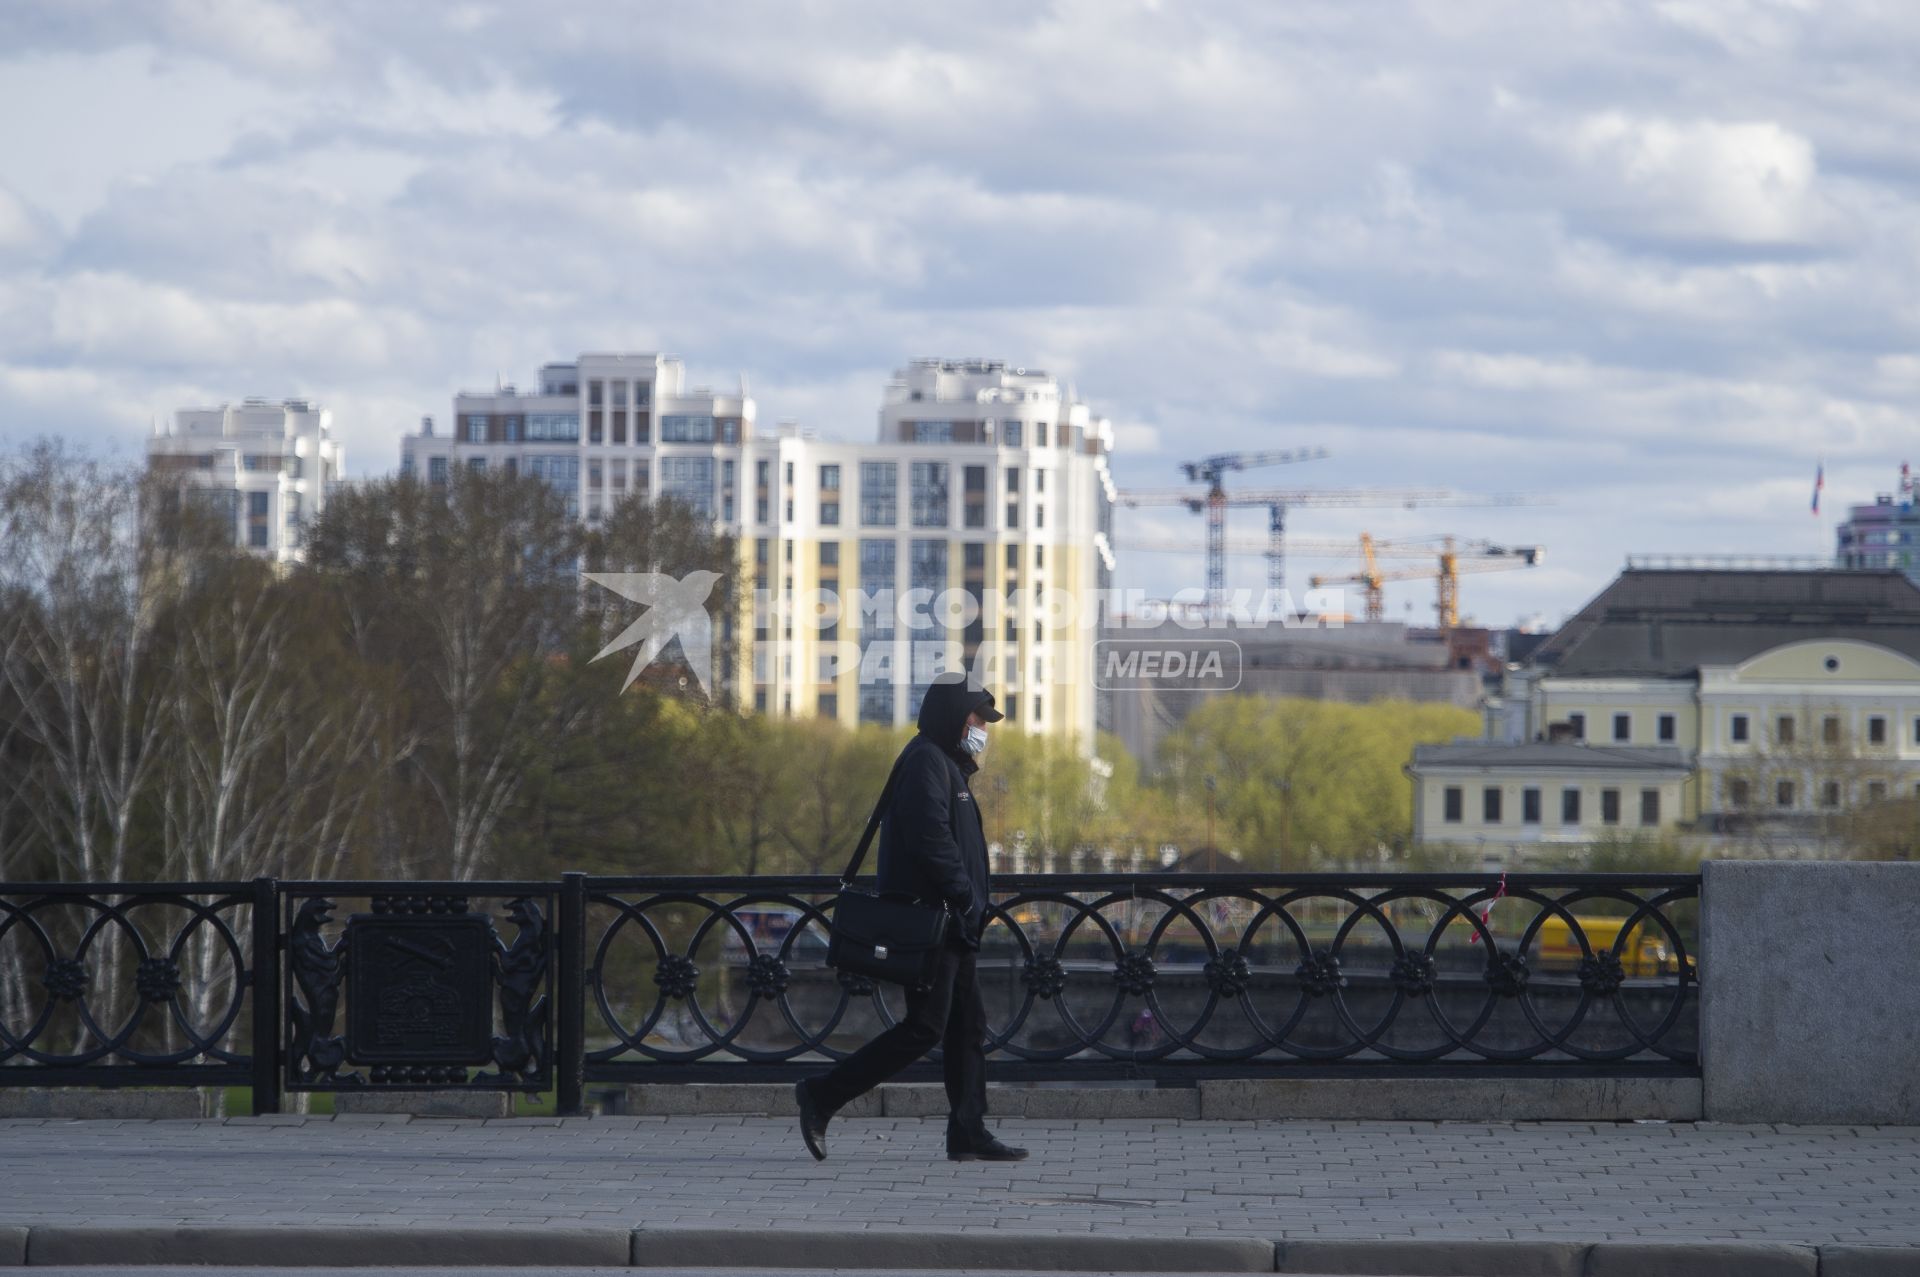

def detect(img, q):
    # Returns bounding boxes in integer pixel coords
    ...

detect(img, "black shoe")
[795,1080,829,1161]
[948,1135,1028,1162]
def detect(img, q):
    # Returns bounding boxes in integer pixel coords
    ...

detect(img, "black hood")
[915,677,1001,772]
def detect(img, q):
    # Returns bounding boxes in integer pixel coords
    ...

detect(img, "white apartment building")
[147,398,344,564]
[399,356,1117,746]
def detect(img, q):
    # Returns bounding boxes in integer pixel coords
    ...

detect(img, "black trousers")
[807,941,988,1143]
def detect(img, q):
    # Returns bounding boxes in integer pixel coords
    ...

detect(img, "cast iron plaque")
[344,913,494,1065]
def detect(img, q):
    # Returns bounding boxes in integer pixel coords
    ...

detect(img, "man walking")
[795,675,1028,1163]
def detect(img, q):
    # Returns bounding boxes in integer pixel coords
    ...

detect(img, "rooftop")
[1530,567,1920,677]
[1410,740,1692,771]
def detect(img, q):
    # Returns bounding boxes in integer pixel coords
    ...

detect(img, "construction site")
[1103,449,1547,767]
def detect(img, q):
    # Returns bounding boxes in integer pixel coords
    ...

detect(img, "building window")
[1658,714,1676,742]
[1727,778,1750,808]
[1869,715,1887,745]
[1600,788,1620,825]
[660,414,716,443]
[467,457,486,473]
[463,414,487,442]
[1561,787,1580,824]
[1820,780,1842,808]
[1776,779,1795,808]
[860,461,897,527]
[1776,715,1795,746]
[910,461,949,527]
[1731,714,1749,743]
[1613,713,1630,742]
[1482,787,1501,824]
[963,542,985,570]
[1640,788,1660,826]
[527,413,579,440]
[1522,787,1541,824]
[910,420,952,443]
[658,457,715,518]
[1037,422,1049,447]
[819,541,839,568]
[963,465,987,528]
[1443,787,1463,823]
[428,456,448,484]
[818,693,838,719]
[249,524,269,548]
[1868,780,1888,801]
[1001,421,1022,447]
[820,463,841,492]
[1822,716,1842,745]
[1568,713,1585,741]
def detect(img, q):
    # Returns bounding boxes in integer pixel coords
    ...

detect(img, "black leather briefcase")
[825,760,951,992]
[827,888,950,992]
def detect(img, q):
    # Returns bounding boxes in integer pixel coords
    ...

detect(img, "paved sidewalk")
[1,1114,1916,1252]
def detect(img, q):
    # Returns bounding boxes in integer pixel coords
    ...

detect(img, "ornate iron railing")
[0,882,263,1088]
[0,873,1701,1110]
[576,874,1699,1086]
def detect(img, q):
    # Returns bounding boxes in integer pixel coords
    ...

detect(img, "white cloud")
[1,0,1919,623]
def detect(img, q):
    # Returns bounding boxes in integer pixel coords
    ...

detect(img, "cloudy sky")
[2,0,1916,626]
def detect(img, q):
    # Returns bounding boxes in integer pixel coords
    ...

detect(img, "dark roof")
[1530,569,1920,678]
[1410,741,1691,772]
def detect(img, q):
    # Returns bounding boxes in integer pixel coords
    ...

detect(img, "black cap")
[972,688,1005,723]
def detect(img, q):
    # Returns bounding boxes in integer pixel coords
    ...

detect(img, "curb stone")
[25,1226,632,1268]
[1819,1246,1920,1276]
[1275,1237,1586,1275]
[629,1227,1273,1271]
[1585,1240,1819,1277]
[11,1225,1918,1273]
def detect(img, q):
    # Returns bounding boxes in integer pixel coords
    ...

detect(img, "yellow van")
[1533,915,1680,979]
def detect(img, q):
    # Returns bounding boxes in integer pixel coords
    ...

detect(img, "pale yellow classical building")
[1410,567,1920,853]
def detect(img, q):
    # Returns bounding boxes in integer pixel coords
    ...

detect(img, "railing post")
[556,872,587,1116]
[249,876,282,1115]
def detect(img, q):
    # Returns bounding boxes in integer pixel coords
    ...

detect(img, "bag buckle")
[873,944,889,960]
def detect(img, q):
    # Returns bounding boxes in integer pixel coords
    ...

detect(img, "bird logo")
[584,570,723,696]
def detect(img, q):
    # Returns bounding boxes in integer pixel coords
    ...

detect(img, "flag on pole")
[1811,463,1824,516]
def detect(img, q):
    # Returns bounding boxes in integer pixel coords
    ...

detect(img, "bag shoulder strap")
[839,744,913,886]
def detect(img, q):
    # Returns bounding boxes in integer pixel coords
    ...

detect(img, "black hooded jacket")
[874,681,992,945]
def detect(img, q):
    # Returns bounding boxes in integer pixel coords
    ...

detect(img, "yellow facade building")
[1411,567,1920,854]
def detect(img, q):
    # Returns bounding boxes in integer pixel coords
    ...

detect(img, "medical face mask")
[962,724,989,756]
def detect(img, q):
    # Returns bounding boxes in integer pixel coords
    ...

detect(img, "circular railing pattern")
[0,888,253,1069]
[580,876,1699,1071]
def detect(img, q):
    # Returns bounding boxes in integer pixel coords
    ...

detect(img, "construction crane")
[1114,532,1523,560]
[1121,485,1499,614]
[1309,535,1545,627]
[1173,449,1330,600]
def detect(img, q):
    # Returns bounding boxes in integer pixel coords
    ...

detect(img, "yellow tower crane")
[1309,536,1544,627]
